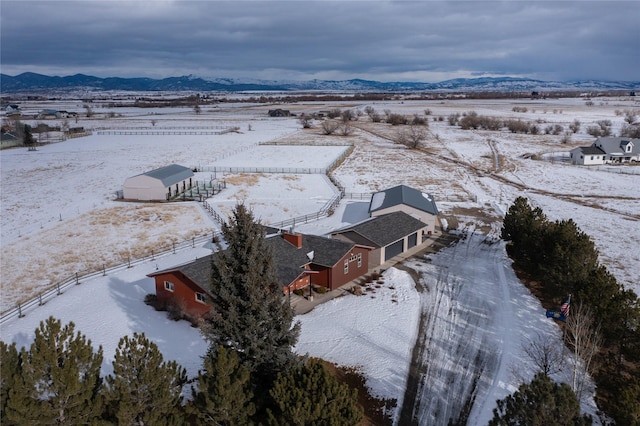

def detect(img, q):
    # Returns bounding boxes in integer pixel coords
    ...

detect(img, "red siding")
[311,246,370,290]
[152,271,211,318]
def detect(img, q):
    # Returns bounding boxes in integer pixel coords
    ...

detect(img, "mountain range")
[1,72,638,93]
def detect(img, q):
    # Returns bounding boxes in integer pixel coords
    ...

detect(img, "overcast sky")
[1,1,638,82]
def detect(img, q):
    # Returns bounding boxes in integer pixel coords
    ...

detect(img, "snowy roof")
[332,211,428,247]
[139,164,194,187]
[369,184,439,216]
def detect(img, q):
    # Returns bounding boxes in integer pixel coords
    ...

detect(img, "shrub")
[387,113,408,125]
[313,285,328,294]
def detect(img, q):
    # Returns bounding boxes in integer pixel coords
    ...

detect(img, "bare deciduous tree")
[341,109,355,123]
[395,125,426,149]
[569,119,580,134]
[522,334,565,377]
[83,104,93,118]
[339,123,353,136]
[321,120,339,135]
[564,303,602,402]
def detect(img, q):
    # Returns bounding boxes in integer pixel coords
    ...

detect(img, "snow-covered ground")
[2,96,638,424]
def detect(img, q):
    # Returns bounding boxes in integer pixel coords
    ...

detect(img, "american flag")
[560,296,571,317]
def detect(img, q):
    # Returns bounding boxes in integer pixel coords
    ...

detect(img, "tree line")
[1,205,365,425]
[501,196,640,425]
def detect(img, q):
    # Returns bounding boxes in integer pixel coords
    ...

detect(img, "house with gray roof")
[123,164,194,201]
[147,230,372,318]
[368,184,439,234]
[331,211,430,267]
[570,137,640,165]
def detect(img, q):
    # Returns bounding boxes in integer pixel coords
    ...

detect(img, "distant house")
[368,184,439,235]
[570,137,640,165]
[4,104,21,115]
[123,164,194,201]
[37,109,61,119]
[268,109,291,117]
[331,211,430,268]
[147,231,371,318]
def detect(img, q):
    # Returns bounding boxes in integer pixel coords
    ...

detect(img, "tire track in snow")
[398,233,516,425]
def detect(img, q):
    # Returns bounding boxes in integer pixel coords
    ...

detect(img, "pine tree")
[0,341,21,420]
[200,204,300,384]
[4,316,104,424]
[189,345,255,425]
[266,358,363,426]
[538,219,599,295]
[104,332,187,425]
[489,373,592,426]
[501,196,547,269]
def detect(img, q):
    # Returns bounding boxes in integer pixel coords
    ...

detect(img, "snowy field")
[1,95,638,424]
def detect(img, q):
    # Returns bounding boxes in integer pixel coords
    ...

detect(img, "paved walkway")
[290,230,460,315]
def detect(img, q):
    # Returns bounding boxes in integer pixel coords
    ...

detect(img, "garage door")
[408,232,418,249]
[385,239,404,261]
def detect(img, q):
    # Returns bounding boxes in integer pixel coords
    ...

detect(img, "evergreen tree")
[266,358,363,426]
[200,204,300,384]
[104,332,187,425]
[538,219,599,295]
[4,317,104,425]
[0,341,21,420]
[489,373,592,426]
[23,124,34,146]
[501,196,547,268]
[189,345,255,425]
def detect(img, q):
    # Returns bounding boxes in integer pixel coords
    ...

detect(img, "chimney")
[283,232,303,248]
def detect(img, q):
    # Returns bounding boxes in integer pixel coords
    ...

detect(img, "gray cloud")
[1,0,638,81]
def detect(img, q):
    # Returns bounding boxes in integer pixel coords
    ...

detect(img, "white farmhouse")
[570,137,639,165]
[123,164,194,201]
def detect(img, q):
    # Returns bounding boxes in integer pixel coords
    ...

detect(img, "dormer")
[621,140,633,153]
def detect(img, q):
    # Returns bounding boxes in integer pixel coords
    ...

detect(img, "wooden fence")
[0,232,219,325]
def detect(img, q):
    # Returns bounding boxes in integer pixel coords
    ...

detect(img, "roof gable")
[369,185,438,216]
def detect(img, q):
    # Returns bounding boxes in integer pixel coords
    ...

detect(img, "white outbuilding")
[123,164,194,201]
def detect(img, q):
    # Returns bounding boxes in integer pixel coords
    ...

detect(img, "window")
[344,259,349,274]
[590,156,594,160]
[195,292,206,303]
[164,281,174,292]
[357,253,362,268]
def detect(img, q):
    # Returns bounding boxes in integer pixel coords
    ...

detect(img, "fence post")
[18,303,23,318]
[192,237,195,248]
[103,264,106,276]
[173,242,176,254]
[38,294,43,306]
[75,272,80,285]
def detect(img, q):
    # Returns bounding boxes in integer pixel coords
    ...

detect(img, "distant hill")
[1,72,638,93]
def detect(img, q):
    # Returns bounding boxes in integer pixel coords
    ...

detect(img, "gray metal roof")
[332,211,428,247]
[593,137,639,156]
[369,185,438,216]
[141,164,194,187]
